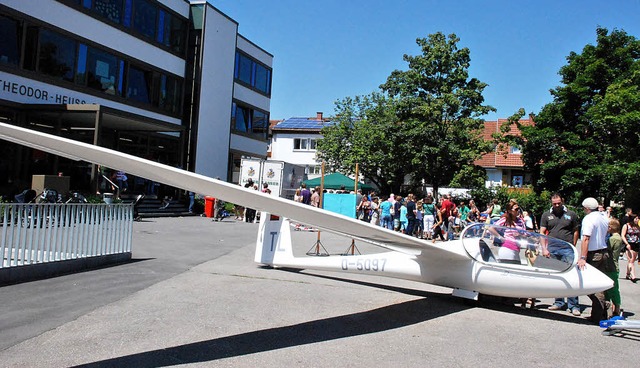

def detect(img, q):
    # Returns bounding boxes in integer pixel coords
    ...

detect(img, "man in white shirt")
[579,197,614,322]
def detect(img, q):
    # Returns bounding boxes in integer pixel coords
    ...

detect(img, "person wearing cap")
[579,197,615,322]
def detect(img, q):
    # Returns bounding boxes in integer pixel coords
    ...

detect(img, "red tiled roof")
[474,117,534,169]
[475,152,496,167]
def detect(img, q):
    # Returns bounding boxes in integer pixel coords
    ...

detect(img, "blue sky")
[210,0,640,121]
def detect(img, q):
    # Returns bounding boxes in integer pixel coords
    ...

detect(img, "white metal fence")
[0,203,133,268]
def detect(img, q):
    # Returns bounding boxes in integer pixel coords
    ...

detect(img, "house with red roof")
[474,116,534,188]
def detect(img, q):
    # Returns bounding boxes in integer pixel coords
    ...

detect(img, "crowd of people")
[353,191,500,242]
[356,190,635,322]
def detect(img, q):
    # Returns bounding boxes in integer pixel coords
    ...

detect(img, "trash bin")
[204,196,215,217]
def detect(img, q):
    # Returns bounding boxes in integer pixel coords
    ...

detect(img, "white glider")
[0,122,613,300]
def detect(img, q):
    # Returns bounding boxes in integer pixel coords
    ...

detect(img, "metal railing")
[101,174,120,200]
[0,203,133,268]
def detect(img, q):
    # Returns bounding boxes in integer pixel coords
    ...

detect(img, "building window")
[254,63,271,94]
[157,9,169,45]
[156,9,186,53]
[231,103,248,133]
[510,145,522,154]
[123,0,133,27]
[252,110,268,135]
[127,64,153,103]
[293,138,306,150]
[22,26,39,71]
[132,0,157,40]
[38,29,77,82]
[0,14,21,66]
[93,0,124,24]
[158,74,182,114]
[84,45,122,95]
[234,51,272,96]
[512,175,524,187]
[293,138,317,151]
[231,102,268,140]
[309,165,322,175]
[235,52,252,85]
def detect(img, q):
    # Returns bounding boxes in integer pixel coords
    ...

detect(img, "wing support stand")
[306,231,329,256]
[342,239,361,256]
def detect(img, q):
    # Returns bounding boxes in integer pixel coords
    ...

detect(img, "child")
[399,200,408,233]
[415,201,424,238]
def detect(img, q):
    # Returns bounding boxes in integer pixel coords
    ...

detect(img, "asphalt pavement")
[1,216,639,367]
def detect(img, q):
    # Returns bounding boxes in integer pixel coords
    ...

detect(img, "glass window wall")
[0,14,21,66]
[93,0,124,24]
[236,53,253,86]
[156,9,186,53]
[232,103,249,133]
[234,51,272,96]
[58,0,186,55]
[85,45,121,95]
[127,64,153,103]
[254,64,271,94]
[38,29,77,82]
[133,0,157,40]
[22,26,38,71]
[3,8,183,114]
[231,102,269,140]
[252,110,268,135]
[159,74,181,114]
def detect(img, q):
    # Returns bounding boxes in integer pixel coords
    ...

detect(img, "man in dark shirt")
[405,194,417,236]
[300,183,311,205]
[393,195,403,231]
[540,193,580,315]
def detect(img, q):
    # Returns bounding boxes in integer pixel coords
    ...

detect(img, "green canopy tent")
[302,173,373,191]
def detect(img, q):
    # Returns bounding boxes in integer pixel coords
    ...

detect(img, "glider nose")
[580,265,614,294]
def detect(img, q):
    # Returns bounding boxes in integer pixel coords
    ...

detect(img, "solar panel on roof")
[274,118,335,130]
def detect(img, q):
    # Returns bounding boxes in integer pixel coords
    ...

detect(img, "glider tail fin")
[254,212,294,266]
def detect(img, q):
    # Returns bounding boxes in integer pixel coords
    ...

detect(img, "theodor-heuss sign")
[0,71,90,105]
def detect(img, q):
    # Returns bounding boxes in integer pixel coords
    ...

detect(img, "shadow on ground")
[74,295,461,367]
[75,268,611,367]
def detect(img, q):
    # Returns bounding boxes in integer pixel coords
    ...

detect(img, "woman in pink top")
[495,202,527,262]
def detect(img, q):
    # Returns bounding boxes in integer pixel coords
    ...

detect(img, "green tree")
[317,92,406,194]
[380,33,495,196]
[510,27,640,207]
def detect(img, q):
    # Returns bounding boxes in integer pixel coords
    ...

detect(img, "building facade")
[0,0,271,197]
[269,112,333,179]
[474,116,533,188]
